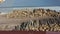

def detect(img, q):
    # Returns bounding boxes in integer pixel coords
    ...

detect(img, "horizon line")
[0,6,60,8]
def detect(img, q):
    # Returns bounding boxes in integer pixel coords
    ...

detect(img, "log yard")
[0,8,60,32]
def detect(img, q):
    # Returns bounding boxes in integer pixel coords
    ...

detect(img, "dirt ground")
[0,14,50,24]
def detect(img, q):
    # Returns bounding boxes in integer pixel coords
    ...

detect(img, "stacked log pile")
[6,8,60,32]
[7,9,60,18]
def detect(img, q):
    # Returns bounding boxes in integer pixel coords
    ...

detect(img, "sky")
[0,0,60,13]
[13,0,60,6]
[0,0,60,7]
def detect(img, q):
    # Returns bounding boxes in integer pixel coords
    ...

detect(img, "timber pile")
[5,8,60,32]
[7,9,60,18]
